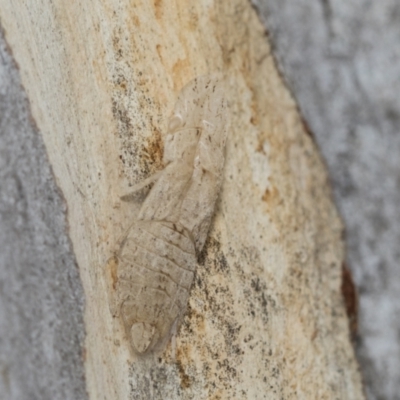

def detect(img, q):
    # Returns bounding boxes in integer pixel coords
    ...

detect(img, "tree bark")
[0,1,364,399]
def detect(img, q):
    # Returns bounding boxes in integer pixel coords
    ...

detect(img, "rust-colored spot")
[300,116,314,139]
[341,262,358,338]
[255,139,264,153]
[262,188,270,202]
[154,0,163,20]
[145,128,164,169]
[106,255,119,291]
[130,14,140,28]
[262,185,278,203]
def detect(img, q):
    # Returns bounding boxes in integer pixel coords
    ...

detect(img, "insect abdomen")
[117,220,196,354]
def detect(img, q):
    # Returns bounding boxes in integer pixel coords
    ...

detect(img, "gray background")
[0,29,87,400]
[251,1,400,399]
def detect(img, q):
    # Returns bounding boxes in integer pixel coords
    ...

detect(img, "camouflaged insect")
[112,75,228,355]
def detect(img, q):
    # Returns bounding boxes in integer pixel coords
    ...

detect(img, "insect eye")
[168,114,184,132]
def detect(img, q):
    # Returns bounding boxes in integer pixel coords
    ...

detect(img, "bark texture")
[0,29,86,400]
[0,1,364,399]
[251,1,400,399]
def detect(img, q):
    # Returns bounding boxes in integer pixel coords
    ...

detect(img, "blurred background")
[252,1,400,399]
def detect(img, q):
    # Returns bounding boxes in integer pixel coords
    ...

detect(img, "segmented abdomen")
[116,220,196,354]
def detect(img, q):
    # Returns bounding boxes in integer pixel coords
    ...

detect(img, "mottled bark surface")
[0,1,365,399]
[251,1,400,399]
[0,29,86,400]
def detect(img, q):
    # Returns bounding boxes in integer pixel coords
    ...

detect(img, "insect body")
[113,75,228,355]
